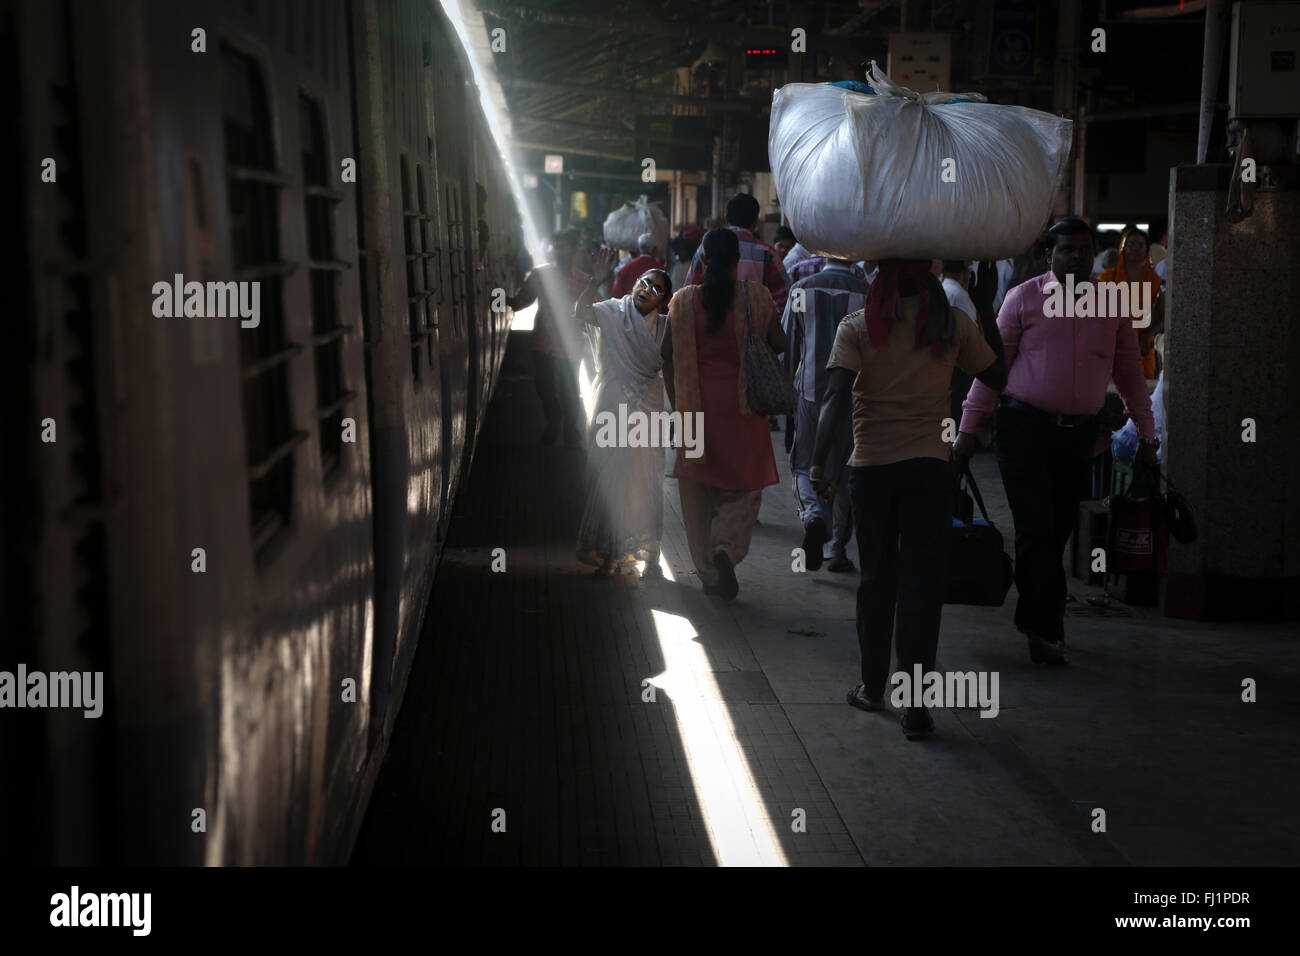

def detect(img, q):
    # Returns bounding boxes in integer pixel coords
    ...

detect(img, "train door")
[349,0,447,745]
[346,0,389,742]
[432,45,471,530]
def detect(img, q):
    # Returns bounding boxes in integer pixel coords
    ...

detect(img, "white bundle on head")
[768,61,1071,262]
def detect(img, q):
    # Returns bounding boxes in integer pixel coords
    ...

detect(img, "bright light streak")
[441,0,783,870]
[578,356,596,424]
[439,0,546,263]
[510,301,536,332]
[648,610,790,867]
[638,553,675,579]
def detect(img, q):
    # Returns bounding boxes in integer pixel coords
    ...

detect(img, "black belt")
[1000,396,1096,428]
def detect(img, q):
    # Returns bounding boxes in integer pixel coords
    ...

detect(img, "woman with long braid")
[661,227,788,600]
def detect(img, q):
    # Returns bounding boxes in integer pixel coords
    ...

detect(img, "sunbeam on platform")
[647,610,790,867]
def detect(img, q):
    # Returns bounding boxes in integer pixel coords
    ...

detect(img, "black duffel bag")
[946,465,1014,607]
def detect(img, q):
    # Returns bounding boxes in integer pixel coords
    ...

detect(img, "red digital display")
[745,47,789,67]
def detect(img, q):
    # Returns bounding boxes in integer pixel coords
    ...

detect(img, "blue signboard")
[988,0,1037,77]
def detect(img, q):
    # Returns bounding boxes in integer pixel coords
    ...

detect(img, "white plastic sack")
[769,63,1072,262]
[602,196,669,256]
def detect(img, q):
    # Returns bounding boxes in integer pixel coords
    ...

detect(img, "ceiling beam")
[479,4,881,54]
[503,77,762,113]
[517,120,716,152]
[521,168,654,182]
[1085,102,1216,122]
[515,116,635,135]
[510,140,637,161]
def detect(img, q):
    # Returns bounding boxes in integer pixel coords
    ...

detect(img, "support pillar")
[1163,164,1300,620]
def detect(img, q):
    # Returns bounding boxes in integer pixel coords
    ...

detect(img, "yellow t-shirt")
[827,298,996,467]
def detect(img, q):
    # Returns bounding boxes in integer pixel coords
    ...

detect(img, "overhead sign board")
[544,154,564,174]
[888,32,952,92]
[988,0,1037,78]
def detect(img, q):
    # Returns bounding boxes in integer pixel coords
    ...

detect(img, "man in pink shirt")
[953,218,1158,665]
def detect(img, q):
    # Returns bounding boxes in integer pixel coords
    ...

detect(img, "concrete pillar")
[1163,163,1300,620]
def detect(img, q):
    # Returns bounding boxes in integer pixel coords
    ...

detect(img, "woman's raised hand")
[591,246,619,284]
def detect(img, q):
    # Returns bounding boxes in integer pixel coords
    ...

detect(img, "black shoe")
[713,549,739,601]
[846,683,882,712]
[1027,633,1069,665]
[901,707,935,740]
[641,559,664,581]
[802,518,828,571]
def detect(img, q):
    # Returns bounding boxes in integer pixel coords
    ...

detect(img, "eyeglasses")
[635,277,666,296]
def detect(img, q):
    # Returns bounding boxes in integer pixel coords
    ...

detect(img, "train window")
[348,49,374,348]
[420,163,437,368]
[399,153,436,381]
[222,44,304,554]
[444,183,464,335]
[299,94,355,482]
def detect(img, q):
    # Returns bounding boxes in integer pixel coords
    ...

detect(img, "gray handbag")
[741,281,797,416]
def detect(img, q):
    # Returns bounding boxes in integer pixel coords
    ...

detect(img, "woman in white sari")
[574,248,673,579]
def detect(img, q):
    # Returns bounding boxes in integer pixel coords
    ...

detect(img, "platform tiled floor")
[352,341,1300,867]
[351,361,861,866]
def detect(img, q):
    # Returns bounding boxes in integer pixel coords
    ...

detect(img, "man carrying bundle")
[813,260,1007,739]
[952,218,1158,666]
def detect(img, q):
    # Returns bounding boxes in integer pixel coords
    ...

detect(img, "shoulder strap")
[743,280,755,338]
[961,465,994,524]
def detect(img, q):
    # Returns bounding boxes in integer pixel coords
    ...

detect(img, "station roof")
[476,0,912,172]
[465,1,1211,183]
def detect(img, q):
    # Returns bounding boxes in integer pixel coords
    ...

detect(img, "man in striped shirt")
[684,193,789,312]
[783,259,870,571]
[788,254,870,285]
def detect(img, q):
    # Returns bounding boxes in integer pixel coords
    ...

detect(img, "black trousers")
[994,403,1097,641]
[531,351,583,433]
[850,458,952,701]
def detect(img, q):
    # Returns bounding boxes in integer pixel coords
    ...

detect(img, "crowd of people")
[510,192,1165,739]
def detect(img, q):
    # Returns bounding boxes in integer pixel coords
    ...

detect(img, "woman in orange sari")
[1098,229,1163,380]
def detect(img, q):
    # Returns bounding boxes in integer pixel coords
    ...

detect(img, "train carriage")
[4,0,520,865]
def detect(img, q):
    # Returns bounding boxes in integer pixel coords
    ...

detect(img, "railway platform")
[352,336,1300,867]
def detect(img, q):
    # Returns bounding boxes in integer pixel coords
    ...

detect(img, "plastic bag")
[602,196,669,256]
[1107,492,1169,574]
[768,62,1072,261]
